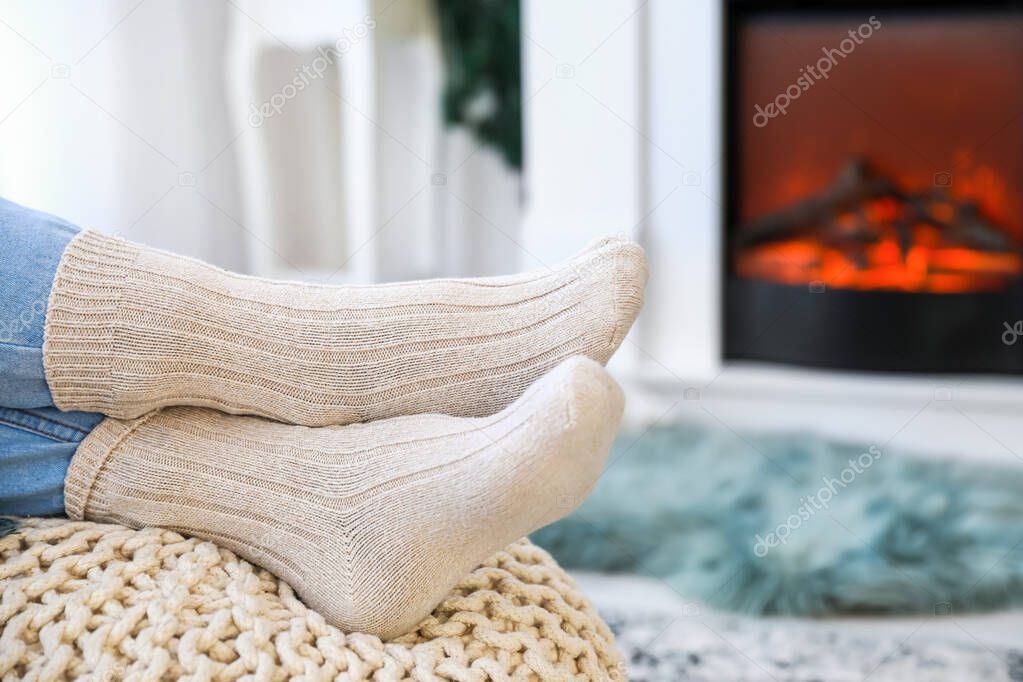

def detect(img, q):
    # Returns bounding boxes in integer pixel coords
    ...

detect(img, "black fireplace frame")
[722,0,1023,374]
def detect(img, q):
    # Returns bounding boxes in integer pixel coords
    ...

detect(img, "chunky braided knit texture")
[0,518,625,681]
[43,230,646,426]
[62,356,623,639]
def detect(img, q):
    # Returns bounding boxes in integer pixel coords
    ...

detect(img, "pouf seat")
[0,519,623,681]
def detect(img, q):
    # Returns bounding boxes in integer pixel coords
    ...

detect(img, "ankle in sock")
[63,356,623,639]
[42,231,645,426]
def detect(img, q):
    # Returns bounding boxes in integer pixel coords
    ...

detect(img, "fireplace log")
[735,159,1015,255]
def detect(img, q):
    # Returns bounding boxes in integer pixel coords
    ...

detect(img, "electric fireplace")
[724,1,1023,373]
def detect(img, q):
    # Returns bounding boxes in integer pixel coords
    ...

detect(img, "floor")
[575,571,1023,681]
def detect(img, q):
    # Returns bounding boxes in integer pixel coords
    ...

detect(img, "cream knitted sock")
[43,230,645,426]
[63,356,623,639]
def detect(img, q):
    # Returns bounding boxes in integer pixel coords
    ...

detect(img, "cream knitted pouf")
[0,519,624,681]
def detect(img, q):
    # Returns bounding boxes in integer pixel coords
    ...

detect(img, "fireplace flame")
[735,161,1021,293]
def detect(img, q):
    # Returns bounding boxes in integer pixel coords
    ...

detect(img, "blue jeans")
[0,198,104,516]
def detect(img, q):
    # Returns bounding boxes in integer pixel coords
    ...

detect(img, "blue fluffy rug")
[532,423,1023,616]
[0,517,18,539]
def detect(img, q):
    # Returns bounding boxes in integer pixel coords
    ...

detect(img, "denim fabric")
[0,197,104,516]
[0,197,80,407]
[0,407,103,516]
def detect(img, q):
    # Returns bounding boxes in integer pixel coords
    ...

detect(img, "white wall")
[521,0,644,264]
[0,0,520,283]
[0,0,246,270]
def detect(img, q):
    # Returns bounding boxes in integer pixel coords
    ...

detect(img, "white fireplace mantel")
[521,0,1023,466]
[522,0,722,381]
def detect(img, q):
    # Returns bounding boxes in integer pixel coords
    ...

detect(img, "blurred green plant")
[435,0,521,169]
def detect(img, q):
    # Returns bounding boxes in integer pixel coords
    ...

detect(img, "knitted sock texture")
[43,230,645,426]
[63,356,624,639]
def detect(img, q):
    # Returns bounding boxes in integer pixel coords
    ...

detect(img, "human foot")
[64,356,623,638]
[43,231,645,426]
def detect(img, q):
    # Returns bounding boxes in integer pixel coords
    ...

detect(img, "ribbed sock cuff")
[43,230,140,415]
[63,413,154,520]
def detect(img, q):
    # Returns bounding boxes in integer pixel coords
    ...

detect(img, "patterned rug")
[605,609,1023,682]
